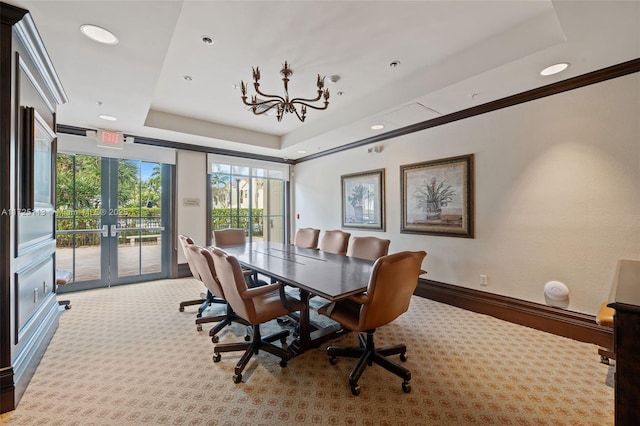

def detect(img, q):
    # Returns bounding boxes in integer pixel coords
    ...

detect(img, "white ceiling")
[11,0,640,161]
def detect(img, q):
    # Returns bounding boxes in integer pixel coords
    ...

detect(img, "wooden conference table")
[221,241,374,355]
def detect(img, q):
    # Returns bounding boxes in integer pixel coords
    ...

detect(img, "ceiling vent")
[380,102,441,127]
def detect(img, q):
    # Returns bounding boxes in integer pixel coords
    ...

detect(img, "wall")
[1,4,67,412]
[292,73,640,316]
[176,150,208,263]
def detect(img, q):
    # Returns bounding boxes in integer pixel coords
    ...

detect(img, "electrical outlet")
[480,274,488,286]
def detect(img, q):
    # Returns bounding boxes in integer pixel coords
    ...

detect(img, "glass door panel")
[112,160,164,281]
[55,154,104,284]
[56,155,169,291]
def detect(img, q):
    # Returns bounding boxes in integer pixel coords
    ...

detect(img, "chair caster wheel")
[213,353,221,363]
[197,324,202,332]
[329,357,337,365]
[399,353,407,362]
[280,337,287,345]
[244,334,251,342]
[211,335,219,343]
[279,359,288,368]
[402,381,411,393]
[350,385,361,396]
[65,304,71,310]
[179,307,184,312]
[233,374,242,383]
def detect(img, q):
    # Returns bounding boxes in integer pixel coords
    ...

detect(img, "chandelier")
[240,61,330,122]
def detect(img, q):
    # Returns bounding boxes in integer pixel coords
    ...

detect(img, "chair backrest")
[359,251,427,331]
[187,245,226,299]
[294,228,320,249]
[213,228,246,247]
[319,230,351,255]
[209,247,255,322]
[178,234,201,280]
[346,236,391,261]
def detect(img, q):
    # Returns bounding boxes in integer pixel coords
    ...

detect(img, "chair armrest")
[348,293,369,304]
[240,283,282,299]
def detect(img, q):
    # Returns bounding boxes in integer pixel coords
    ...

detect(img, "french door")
[56,154,170,291]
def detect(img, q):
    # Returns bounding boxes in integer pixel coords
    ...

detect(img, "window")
[208,155,288,243]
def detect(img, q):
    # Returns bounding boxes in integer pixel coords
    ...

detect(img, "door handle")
[101,225,109,237]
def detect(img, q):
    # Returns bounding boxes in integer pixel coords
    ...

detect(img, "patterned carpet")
[0,278,614,425]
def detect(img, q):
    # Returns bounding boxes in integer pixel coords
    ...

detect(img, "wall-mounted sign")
[183,198,200,207]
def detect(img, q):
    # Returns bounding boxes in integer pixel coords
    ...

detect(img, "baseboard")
[177,263,192,278]
[415,279,613,351]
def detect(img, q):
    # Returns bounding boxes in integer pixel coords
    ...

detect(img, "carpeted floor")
[0,278,614,425]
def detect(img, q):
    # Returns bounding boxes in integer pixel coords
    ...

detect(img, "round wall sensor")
[544,281,569,301]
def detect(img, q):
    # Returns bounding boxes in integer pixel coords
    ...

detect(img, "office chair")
[213,228,267,287]
[213,228,247,246]
[188,245,252,343]
[346,236,390,261]
[318,230,351,255]
[178,235,226,331]
[318,250,427,395]
[293,227,320,249]
[210,247,305,384]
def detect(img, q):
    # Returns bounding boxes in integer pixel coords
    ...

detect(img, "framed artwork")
[341,168,385,231]
[20,106,56,211]
[401,154,474,237]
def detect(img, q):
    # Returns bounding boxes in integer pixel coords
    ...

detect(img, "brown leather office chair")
[213,228,246,246]
[178,235,226,331]
[596,302,615,364]
[188,245,252,343]
[294,227,320,249]
[319,230,351,255]
[318,250,427,395]
[346,236,390,261]
[213,228,266,287]
[210,247,305,384]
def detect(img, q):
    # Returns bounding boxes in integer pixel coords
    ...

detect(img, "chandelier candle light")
[240,61,330,122]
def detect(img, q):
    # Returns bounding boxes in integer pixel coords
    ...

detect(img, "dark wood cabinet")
[608,260,640,426]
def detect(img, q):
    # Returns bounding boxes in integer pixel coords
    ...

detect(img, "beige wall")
[292,73,640,315]
[176,150,208,263]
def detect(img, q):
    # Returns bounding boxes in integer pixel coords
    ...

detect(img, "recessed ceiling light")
[540,62,569,76]
[201,35,214,45]
[98,114,117,121]
[80,24,118,45]
[297,150,307,154]
[389,60,401,68]
[183,75,193,81]
[371,124,384,130]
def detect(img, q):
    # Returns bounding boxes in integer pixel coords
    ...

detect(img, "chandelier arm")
[292,106,306,122]
[253,85,286,104]
[243,100,283,116]
[289,91,324,104]
[293,100,330,111]
[241,97,280,108]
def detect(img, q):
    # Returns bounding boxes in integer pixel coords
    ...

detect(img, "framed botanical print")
[401,154,474,237]
[341,168,385,231]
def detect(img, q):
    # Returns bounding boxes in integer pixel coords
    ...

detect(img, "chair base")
[213,324,290,383]
[327,330,411,396]
[207,304,252,343]
[180,290,228,331]
[598,346,616,365]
